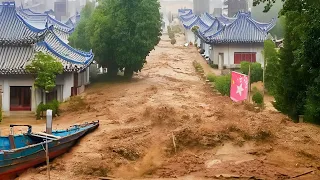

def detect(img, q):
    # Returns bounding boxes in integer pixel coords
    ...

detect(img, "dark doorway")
[10,86,32,111]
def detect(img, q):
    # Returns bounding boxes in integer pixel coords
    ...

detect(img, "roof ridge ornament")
[2,1,15,7]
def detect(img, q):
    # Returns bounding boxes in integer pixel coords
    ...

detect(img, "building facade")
[193,0,210,16]
[224,0,248,17]
[0,2,93,116]
[179,9,276,69]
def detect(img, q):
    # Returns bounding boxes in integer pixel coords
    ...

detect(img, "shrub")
[168,26,175,39]
[251,63,263,83]
[36,102,45,120]
[167,26,172,33]
[207,73,216,82]
[252,91,264,105]
[36,100,60,120]
[63,96,87,112]
[240,62,263,83]
[264,39,279,95]
[210,64,218,69]
[172,25,181,33]
[171,38,176,45]
[193,61,203,72]
[252,86,259,93]
[240,61,250,74]
[169,32,175,39]
[215,74,231,96]
[191,26,199,32]
[51,100,60,115]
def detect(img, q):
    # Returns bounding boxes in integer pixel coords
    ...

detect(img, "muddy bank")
[13,35,320,180]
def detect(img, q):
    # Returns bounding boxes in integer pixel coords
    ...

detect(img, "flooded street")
[7,35,320,179]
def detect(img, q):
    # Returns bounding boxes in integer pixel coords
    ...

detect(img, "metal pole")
[46,110,53,134]
[263,54,266,100]
[248,63,251,102]
[0,88,2,122]
[46,136,50,180]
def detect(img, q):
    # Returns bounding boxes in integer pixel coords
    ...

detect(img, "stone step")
[3,111,35,118]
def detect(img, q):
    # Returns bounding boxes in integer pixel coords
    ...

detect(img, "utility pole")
[46,110,52,180]
[248,63,251,103]
[0,85,2,122]
[46,136,50,180]
[263,51,267,101]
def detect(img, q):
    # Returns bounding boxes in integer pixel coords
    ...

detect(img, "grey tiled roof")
[16,7,75,41]
[65,12,81,28]
[17,7,74,33]
[178,9,276,44]
[178,9,193,17]
[0,2,45,41]
[0,2,94,74]
[0,46,34,74]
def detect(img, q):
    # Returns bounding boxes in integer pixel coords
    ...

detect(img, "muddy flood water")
[1,35,319,180]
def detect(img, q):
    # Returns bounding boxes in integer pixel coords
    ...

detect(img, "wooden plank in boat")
[29,134,58,141]
[34,132,61,139]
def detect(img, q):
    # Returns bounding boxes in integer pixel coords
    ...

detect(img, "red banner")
[230,71,249,102]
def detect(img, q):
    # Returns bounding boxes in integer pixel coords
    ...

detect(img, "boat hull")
[0,121,99,179]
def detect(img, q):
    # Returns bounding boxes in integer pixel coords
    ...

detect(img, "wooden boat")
[0,120,99,179]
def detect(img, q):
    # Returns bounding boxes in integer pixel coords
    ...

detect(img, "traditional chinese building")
[0,2,93,116]
[179,9,276,69]
[17,5,79,42]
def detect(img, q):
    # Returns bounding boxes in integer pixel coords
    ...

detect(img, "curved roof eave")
[204,12,215,21]
[47,15,73,30]
[37,41,93,65]
[183,16,200,30]
[15,12,47,33]
[17,8,74,33]
[24,8,42,15]
[180,14,196,22]
[206,27,224,39]
[250,17,277,32]
[195,30,211,44]
[51,30,92,57]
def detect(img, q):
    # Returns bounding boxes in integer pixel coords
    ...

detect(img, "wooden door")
[10,87,31,111]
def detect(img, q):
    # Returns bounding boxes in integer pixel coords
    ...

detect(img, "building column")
[218,53,224,70]
[3,79,9,112]
[73,73,78,96]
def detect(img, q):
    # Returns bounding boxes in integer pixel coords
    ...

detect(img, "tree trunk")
[124,67,134,79]
[106,62,118,78]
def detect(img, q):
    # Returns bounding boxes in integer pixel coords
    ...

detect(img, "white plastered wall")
[185,29,195,44]
[62,72,73,101]
[0,72,78,114]
[0,75,41,113]
[210,43,264,68]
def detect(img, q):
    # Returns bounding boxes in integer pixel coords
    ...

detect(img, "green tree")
[264,39,279,94]
[254,0,320,123]
[215,74,231,96]
[168,26,175,39]
[68,2,95,51]
[253,0,285,13]
[301,5,320,123]
[26,52,63,92]
[240,62,263,84]
[270,16,285,39]
[87,0,162,78]
[252,0,285,38]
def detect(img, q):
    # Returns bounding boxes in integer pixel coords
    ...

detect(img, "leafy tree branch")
[26,52,63,92]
